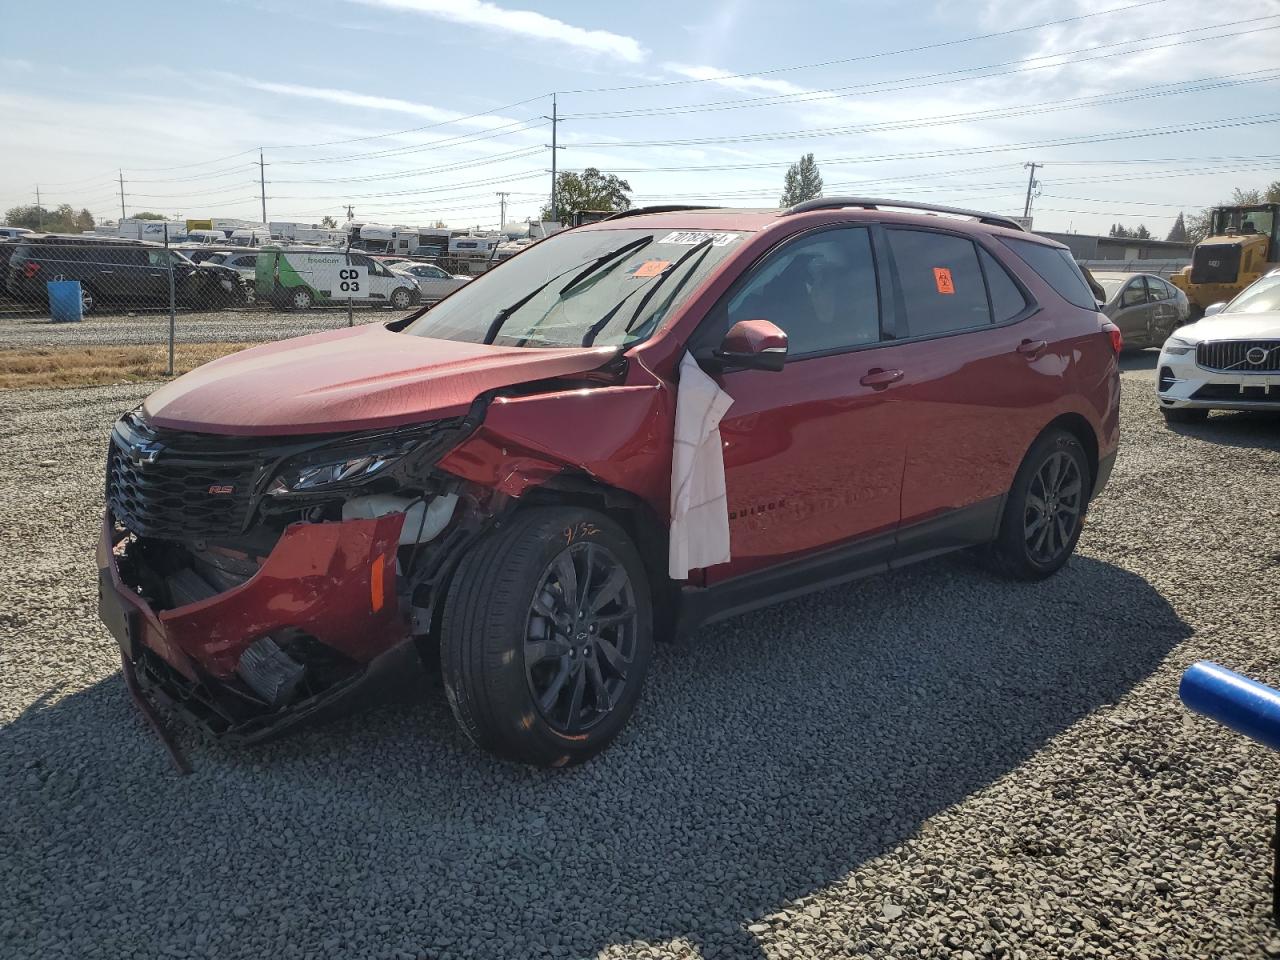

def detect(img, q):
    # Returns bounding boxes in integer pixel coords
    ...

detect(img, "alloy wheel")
[1023,451,1083,564]
[524,541,638,735]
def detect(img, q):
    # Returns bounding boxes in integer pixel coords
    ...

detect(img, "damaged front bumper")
[98,510,415,744]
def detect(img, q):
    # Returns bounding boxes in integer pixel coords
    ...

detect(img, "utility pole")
[496,191,509,230]
[544,93,565,224]
[1022,162,1041,219]
[119,170,127,220]
[35,185,43,229]
[258,149,267,225]
[345,204,355,222]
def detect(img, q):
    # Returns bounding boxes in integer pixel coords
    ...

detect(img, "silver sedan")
[393,263,470,304]
[1094,272,1191,349]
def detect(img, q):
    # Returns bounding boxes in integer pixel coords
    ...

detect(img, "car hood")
[143,324,619,436]
[1175,311,1280,342]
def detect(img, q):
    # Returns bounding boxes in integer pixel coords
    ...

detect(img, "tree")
[780,153,823,207]
[131,211,166,220]
[1109,223,1130,238]
[539,167,632,222]
[3,203,94,233]
[1165,212,1187,243]
[1133,224,1151,240]
[319,215,338,229]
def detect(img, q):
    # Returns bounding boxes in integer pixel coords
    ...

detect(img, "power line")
[563,24,1280,120]
[556,0,1174,94]
[271,118,547,166]
[264,94,551,150]
[566,111,1280,154]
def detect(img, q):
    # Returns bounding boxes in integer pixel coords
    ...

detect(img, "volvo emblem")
[128,440,164,465]
[1246,346,1270,365]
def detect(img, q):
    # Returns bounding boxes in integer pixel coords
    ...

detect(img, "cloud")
[661,62,809,96]
[349,0,646,62]
[226,76,523,130]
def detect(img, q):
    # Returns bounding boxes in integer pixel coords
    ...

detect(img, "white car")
[1156,269,1280,422]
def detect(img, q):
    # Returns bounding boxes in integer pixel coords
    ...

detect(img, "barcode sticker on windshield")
[658,231,740,246]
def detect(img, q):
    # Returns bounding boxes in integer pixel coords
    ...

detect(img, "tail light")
[21,261,40,279]
[1102,320,1123,355]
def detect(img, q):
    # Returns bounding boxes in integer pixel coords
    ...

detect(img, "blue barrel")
[47,279,84,323]
[1180,661,1280,752]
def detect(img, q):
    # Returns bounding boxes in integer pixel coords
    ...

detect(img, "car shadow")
[1118,349,1159,372]
[3,554,1188,959]
[1162,410,1280,448]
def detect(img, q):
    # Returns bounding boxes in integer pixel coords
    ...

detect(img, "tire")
[390,286,413,310]
[79,285,97,316]
[1162,406,1209,424]
[289,286,314,310]
[440,506,653,767]
[987,428,1092,581]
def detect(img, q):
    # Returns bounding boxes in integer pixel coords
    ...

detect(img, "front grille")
[108,432,264,540]
[1196,340,1280,373]
[1190,243,1242,284]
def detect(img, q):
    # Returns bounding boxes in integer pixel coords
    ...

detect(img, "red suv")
[98,199,1121,767]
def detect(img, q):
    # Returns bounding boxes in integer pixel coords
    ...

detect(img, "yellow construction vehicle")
[1170,203,1280,317]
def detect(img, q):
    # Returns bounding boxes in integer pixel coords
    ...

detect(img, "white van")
[255,248,419,310]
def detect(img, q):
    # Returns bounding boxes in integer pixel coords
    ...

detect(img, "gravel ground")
[2,353,1279,960]
[0,306,401,348]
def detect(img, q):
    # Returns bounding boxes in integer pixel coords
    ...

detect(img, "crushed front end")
[97,408,492,743]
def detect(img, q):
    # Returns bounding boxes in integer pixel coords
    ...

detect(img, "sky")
[2,0,1278,236]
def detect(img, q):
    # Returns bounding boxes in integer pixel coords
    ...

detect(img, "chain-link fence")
[1077,257,1189,278]
[0,233,454,371]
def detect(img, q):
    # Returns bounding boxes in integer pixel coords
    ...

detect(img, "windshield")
[1096,277,1127,299]
[1212,206,1277,239]
[403,227,745,348]
[1224,274,1280,314]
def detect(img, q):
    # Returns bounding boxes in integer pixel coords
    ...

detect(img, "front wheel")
[389,286,414,310]
[987,429,1091,580]
[440,507,653,767]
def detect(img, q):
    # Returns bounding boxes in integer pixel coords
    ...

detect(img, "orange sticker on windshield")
[933,267,955,295]
[630,259,671,278]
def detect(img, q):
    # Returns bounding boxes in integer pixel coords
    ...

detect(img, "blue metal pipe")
[1180,661,1280,753]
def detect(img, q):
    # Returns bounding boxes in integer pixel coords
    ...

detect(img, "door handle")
[1017,339,1048,359]
[859,367,904,388]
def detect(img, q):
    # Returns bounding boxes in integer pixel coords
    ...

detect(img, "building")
[1037,231,1193,262]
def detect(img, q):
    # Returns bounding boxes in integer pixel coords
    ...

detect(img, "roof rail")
[602,204,723,221]
[784,197,1027,232]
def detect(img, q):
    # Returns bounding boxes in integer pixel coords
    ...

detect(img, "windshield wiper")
[580,238,715,347]
[481,236,655,346]
[559,235,652,296]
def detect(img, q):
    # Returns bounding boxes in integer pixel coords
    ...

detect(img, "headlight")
[1162,337,1195,356]
[267,453,402,495]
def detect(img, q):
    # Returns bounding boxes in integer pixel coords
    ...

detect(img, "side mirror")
[1204,302,1226,317]
[712,319,788,372]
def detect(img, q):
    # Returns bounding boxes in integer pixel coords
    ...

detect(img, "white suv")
[1156,269,1280,422]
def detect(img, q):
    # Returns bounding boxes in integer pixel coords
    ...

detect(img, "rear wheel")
[987,429,1091,580]
[1162,406,1209,424]
[441,507,653,767]
[80,285,97,315]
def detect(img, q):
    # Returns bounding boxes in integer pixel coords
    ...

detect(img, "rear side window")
[978,248,1028,322]
[1001,237,1096,310]
[886,229,990,336]
[1147,277,1168,300]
